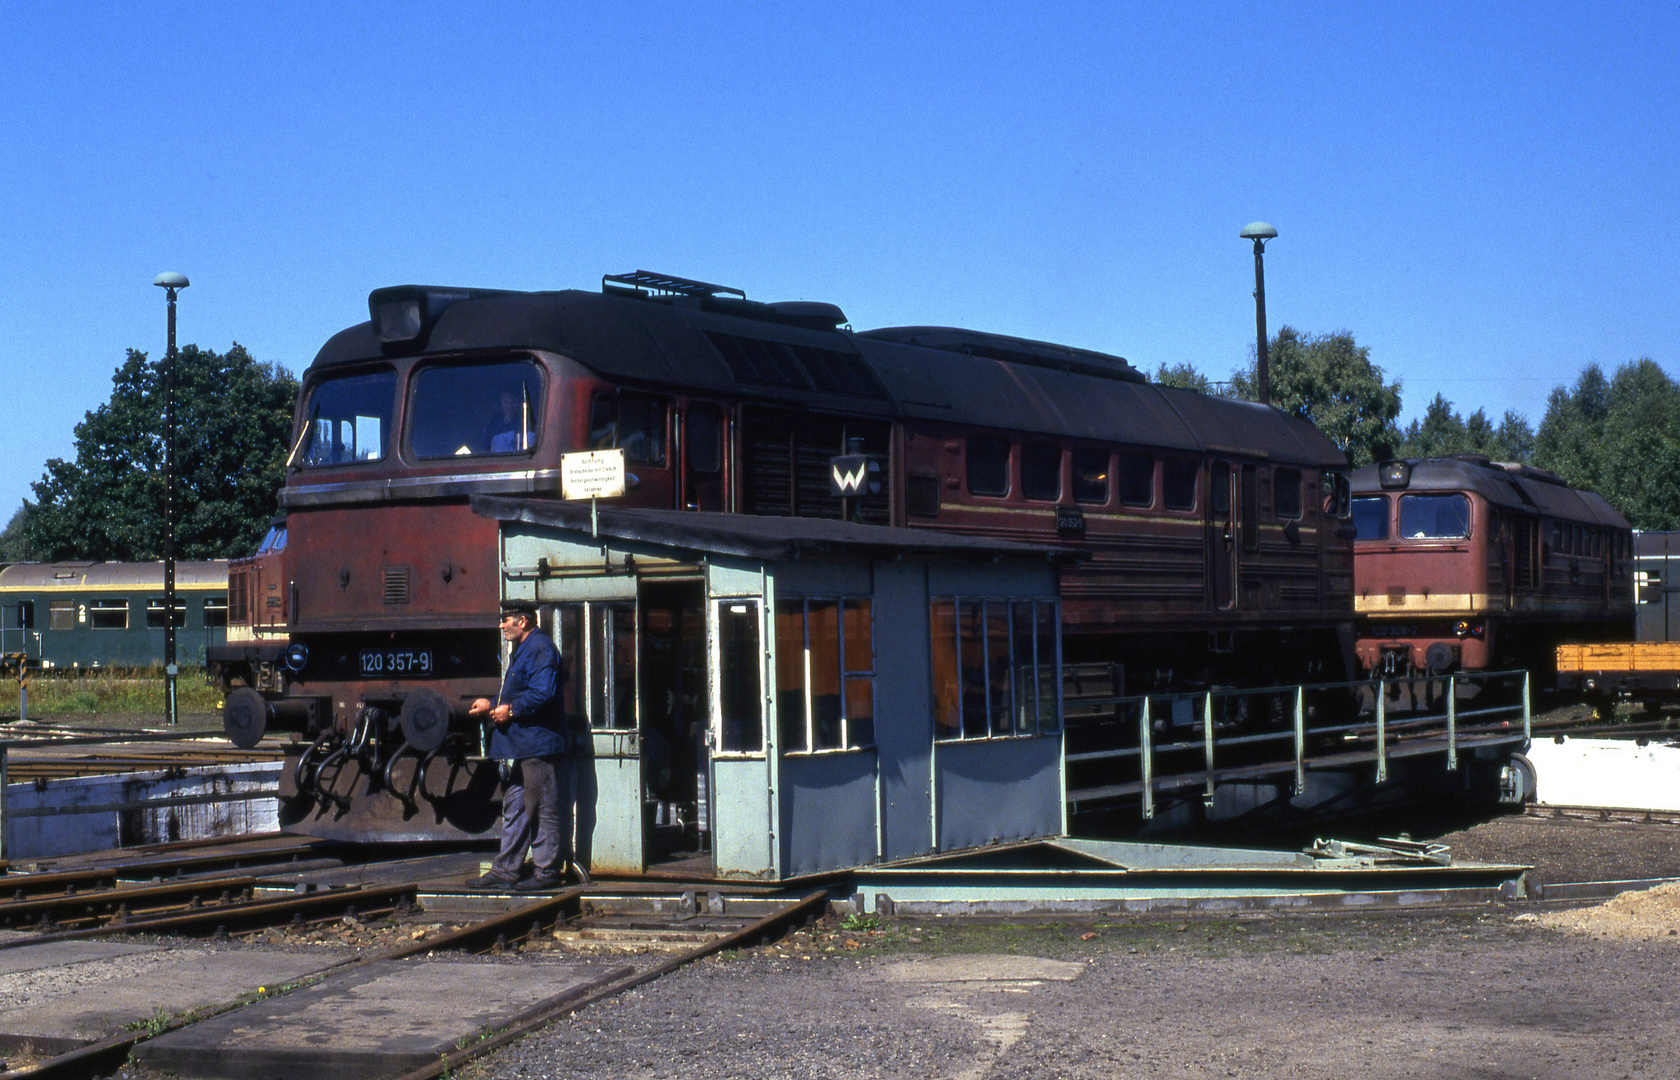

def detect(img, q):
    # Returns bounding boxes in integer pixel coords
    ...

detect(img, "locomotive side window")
[1274,468,1303,519]
[1021,442,1061,502]
[1399,493,1470,540]
[1163,458,1198,511]
[1118,451,1154,507]
[966,436,1010,497]
[297,369,396,466]
[1351,496,1388,540]
[1072,447,1110,505]
[685,404,723,474]
[590,393,667,465]
[410,360,543,458]
[1240,465,1259,551]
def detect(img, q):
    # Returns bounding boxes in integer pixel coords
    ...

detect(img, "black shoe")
[513,872,561,892]
[465,873,517,890]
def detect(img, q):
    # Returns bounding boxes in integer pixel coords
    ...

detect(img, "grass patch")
[12,667,224,717]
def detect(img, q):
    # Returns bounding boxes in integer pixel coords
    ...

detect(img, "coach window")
[1275,468,1303,519]
[1021,441,1061,502]
[203,597,229,628]
[590,393,667,465]
[1399,493,1470,540]
[931,598,1059,741]
[1351,497,1389,540]
[145,598,186,629]
[1072,448,1109,505]
[298,368,396,466]
[775,598,874,752]
[1118,451,1154,507]
[410,360,543,458]
[966,435,1010,497]
[9,600,33,629]
[90,599,128,630]
[49,600,75,631]
[1163,458,1197,511]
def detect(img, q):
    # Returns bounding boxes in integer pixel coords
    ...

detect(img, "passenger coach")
[0,561,229,669]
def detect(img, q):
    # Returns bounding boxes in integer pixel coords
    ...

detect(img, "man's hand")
[468,698,492,716]
[490,704,514,725]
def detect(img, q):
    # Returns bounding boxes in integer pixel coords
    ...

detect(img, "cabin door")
[1208,460,1237,610]
[638,582,712,869]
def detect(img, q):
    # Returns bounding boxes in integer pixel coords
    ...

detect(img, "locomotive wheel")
[223,687,270,749]
[399,687,453,753]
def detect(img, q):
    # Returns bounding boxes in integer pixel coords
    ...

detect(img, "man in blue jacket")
[465,601,584,890]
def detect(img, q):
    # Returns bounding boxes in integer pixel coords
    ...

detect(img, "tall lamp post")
[1243,221,1276,408]
[153,271,189,726]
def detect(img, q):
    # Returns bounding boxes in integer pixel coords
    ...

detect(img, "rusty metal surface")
[281,746,501,842]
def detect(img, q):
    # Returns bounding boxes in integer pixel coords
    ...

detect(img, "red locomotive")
[1350,456,1633,677]
[218,271,1357,840]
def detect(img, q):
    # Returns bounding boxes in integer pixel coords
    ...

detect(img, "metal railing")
[1064,669,1532,819]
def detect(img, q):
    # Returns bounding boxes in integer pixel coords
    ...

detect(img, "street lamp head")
[153,271,190,289]
[1239,222,1278,241]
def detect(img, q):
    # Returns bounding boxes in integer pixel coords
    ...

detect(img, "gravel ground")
[454,814,1680,1080]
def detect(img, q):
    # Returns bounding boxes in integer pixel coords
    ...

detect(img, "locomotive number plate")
[360,648,435,676]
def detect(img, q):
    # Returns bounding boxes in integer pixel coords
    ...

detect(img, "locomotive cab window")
[590,393,667,465]
[1399,493,1470,540]
[1351,496,1388,540]
[1021,442,1061,502]
[966,435,1010,497]
[1274,468,1303,519]
[410,359,544,458]
[1072,447,1109,505]
[297,368,396,466]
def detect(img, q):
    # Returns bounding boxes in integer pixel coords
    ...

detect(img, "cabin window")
[9,600,33,629]
[775,598,874,752]
[1164,458,1198,511]
[1072,448,1109,505]
[717,600,764,753]
[1351,497,1389,540]
[1274,468,1303,519]
[589,393,667,465]
[931,597,1059,741]
[410,360,543,458]
[203,597,228,628]
[145,598,186,629]
[49,600,75,631]
[1021,442,1061,502]
[90,599,128,630]
[297,368,396,466]
[966,436,1010,497]
[1118,451,1154,507]
[1400,494,1471,540]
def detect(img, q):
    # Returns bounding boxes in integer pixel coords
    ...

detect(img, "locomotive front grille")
[383,565,411,605]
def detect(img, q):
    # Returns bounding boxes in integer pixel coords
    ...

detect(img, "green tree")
[1231,326,1402,466]
[1151,362,1214,393]
[0,504,30,561]
[24,344,298,561]
[1396,395,1535,463]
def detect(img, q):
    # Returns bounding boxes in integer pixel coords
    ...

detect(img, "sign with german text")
[562,449,626,500]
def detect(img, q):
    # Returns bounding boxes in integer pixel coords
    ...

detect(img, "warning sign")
[561,449,626,500]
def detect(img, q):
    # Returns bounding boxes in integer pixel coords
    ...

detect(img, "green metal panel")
[586,734,644,875]
[712,756,774,877]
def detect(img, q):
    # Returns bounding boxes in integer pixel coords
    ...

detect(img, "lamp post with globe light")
[1240,222,1277,407]
[153,271,188,725]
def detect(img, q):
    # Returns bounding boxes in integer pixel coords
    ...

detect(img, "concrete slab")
[136,955,626,1079]
[0,940,337,1053]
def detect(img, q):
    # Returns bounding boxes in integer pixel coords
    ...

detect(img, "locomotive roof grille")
[602,270,745,300]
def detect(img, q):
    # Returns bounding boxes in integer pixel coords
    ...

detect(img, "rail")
[1063,668,1532,818]
[0,728,280,862]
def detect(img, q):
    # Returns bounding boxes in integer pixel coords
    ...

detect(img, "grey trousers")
[489,755,572,879]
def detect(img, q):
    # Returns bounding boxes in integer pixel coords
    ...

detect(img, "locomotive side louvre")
[1351,456,1633,675]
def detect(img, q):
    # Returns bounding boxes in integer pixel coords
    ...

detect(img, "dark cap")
[499,600,539,620]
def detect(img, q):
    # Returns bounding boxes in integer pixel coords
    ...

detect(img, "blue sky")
[2,1,1676,521]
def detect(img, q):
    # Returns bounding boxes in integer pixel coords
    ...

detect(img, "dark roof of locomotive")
[1350,457,1629,529]
[473,496,1086,565]
[307,284,1348,467]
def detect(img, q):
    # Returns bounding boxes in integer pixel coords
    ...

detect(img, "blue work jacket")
[487,629,569,760]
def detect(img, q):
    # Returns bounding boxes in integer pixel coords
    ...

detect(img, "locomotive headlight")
[1453,620,1470,637]
[1378,461,1412,489]
[284,642,310,672]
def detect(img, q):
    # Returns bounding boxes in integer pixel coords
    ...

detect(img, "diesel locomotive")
[1350,456,1633,677]
[220,271,1359,840]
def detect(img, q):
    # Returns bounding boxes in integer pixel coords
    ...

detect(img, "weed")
[841,913,881,932]
[19,667,224,717]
